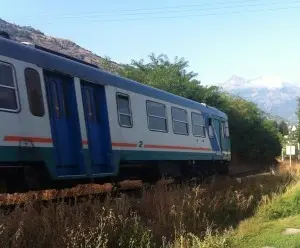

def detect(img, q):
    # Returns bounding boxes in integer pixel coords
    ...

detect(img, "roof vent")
[200,103,207,107]
[0,31,10,39]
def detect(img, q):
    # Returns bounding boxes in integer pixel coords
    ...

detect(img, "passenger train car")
[0,33,231,192]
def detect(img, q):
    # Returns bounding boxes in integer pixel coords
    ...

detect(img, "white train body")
[0,34,231,192]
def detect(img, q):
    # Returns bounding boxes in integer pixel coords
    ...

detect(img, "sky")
[1,0,300,86]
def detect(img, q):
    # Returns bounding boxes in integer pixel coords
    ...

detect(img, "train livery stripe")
[111,142,137,148]
[4,136,52,143]
[3,136,211,151]
[3,136,89,145]
[112,142,212,151]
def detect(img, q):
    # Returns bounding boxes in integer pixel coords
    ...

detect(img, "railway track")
[228,167,271,178]
[0,167,271,210]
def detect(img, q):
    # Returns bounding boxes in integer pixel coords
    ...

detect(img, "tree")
[99,56,121,74]
[278,121,289,136]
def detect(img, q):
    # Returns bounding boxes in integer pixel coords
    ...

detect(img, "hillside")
[220,75,300,121]
[0,18,120,72]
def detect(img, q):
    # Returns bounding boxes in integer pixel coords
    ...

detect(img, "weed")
[0,166,295,248]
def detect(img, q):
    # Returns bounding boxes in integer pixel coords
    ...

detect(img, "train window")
[171,107,188,135]
[25,68,45,117]
[51,80,60,119]
[146,100,168,132]
[221,122,225,138]
[84,88,94,121]
[0,62,18,111]
[116,93,132,127]
[225,121,230,137]
[191,112,205,137]
[208,118,214,137]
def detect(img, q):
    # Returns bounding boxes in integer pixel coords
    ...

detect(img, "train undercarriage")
[0,160,230,194]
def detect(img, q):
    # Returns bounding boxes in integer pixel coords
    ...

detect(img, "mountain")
[0,18,120,72]
[220,75,300,121]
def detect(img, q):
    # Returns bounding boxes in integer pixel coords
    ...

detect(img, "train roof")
[0,37,227,119]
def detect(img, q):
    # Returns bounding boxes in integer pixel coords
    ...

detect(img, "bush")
[258,180,300,220]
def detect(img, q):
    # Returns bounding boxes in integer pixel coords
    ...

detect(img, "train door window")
[25,68,45,117]
[191,112,205,137]
[146,100,168,132]
[225,121,230,137]
[0,62,18,111]
[84,88,95,121]
[116,93,132,127]
[51,81,60,119]
[221,122,225,138]
[171,107,188,135]
[208,118,214,137]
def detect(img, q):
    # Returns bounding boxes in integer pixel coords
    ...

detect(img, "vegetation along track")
[0,167,271,210]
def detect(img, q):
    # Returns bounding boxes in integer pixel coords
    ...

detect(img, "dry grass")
[0,164,297,248]
[278,160,300,175]
[0,180,144,205]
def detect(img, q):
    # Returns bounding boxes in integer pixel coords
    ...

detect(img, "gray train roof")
[0,37,227,119]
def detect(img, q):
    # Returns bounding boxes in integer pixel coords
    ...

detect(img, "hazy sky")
[1,0,300,86]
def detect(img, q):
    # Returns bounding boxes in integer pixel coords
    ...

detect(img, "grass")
[230,214,300,248]
[227,163,300,248]
[0,163,298,248]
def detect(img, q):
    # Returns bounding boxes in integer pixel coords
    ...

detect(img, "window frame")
[191,112,206,138]
[171,106,189,136]
[116,92,133,128]
[24,67,45,117]
[0,61,20,113]
[146,100,168,133]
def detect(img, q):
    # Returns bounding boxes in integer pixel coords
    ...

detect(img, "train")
[0,32,231,193]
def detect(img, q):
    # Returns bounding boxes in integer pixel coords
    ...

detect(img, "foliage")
[231,170,300,248]
[258,181,300,220]
[117,53,282,163]
[278,121,289,136]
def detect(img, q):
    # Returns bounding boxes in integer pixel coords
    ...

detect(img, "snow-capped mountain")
[220,75,300,121]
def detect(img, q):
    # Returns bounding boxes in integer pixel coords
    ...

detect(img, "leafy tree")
[99,56,121,74]
[278,121,289,136]
[117,53,282,164]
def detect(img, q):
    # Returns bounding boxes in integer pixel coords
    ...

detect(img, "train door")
[220,121,227,151]
[81,81,113,175]
[44,70,85,176]
[213,118,223,153]
[208,117,222,155]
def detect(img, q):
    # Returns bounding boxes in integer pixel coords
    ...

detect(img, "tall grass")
[0,169,297,248]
